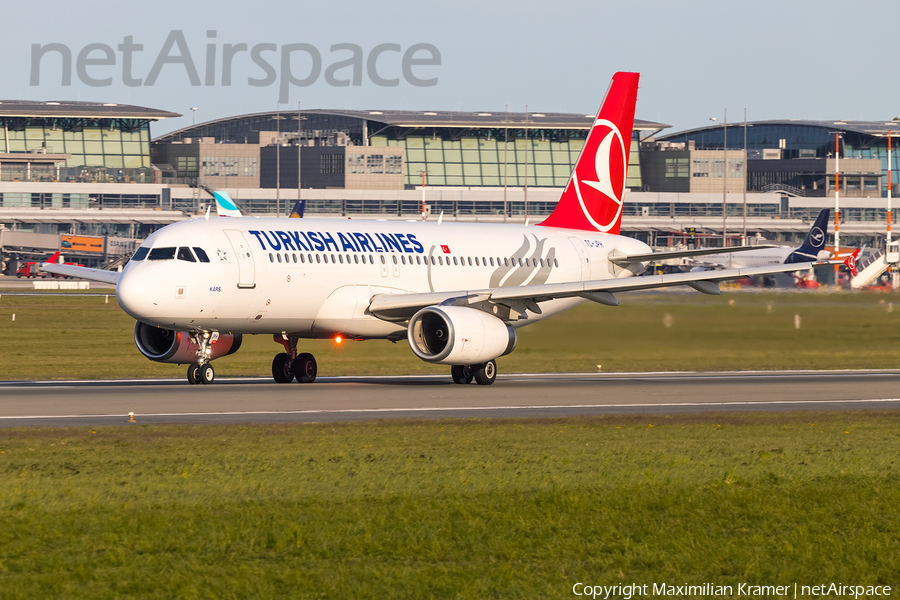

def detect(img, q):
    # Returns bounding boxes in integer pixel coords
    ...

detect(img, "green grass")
[1,291,899,380]
[0,413,898,597]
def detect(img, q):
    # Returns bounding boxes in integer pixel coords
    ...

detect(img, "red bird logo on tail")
[843,249,860,277]
[538,72,639,234]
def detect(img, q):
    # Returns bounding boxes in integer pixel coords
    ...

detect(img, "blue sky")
[3,0,898,137]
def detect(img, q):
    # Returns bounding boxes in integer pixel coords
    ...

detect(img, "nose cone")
[117,264,161,322]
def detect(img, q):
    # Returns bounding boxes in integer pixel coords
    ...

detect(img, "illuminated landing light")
[334,335,343,345]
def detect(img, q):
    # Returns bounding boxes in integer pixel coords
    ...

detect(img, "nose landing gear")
[272,334,318,384]
[187,330,217,385]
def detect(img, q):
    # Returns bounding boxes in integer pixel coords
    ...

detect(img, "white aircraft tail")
[214,191,243,217]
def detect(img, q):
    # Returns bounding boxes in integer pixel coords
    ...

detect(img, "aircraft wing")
[368,260,831,321]
[608,245,777,265]
[39,262,120,285]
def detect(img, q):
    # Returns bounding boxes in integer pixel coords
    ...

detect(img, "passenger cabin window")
[193,247,210,263]
[148,247,176,261]
[177,247,196,262]
[132,247,150,261]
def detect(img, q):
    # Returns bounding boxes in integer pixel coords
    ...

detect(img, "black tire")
[187,363,200,385]
[451,365,474,384]
[199,363,215,385]
[272,353,294,383]
[293,352,317,383]
[473,360,497,386]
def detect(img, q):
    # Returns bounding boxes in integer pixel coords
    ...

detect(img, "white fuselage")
[116,217,652,338]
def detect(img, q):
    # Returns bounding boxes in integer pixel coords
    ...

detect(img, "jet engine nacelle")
[133,321,242,364]
[407,306,517,365]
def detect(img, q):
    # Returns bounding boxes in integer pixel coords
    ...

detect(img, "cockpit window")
[147,247,176,261]
[193,247,210,263]
[132,247,149,261]
[177,247,196,262]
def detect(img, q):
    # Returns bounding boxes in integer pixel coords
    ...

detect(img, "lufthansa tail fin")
[214,191,243,217]
[537,71,640,234]
[289,199,306,218]
[785,209,830,264]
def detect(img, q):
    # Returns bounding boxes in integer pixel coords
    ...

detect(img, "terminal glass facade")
[663,124,899,195]
[373,130,641,189]
[0,118,153,183]
[159,112,645,191]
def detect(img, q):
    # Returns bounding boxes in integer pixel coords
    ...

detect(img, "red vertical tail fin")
[843,248,860,277]
[538,72,639,234]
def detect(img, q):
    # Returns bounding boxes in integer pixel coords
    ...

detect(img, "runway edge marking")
[4,397,900,421]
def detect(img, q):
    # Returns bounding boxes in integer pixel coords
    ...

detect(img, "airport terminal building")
[151,109,670,191]
[657,120,900,197]
[1,101,898,271]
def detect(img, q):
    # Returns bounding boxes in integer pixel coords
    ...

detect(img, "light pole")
[295,104,306,208]
[275,102,281,217]
[524,105,529,223]
[834,133,842,278]
[886,127,894,247]
[503,105,508,223]
[418,170,428,220]
[190,107,198,126]
[710,114,727,248]
[743,108,747,244]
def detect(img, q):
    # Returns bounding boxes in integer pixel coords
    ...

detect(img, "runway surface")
[1,370,900,427]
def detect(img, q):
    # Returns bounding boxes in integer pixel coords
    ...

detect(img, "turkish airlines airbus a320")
[43,72,833,386]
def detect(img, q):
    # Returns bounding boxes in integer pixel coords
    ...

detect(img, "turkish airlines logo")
[573,119,627,233]
[810,227,824,246]
[844,249,859,276]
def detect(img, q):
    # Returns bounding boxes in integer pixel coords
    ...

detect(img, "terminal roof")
[662,119,900,138]
[0,100,180,120]
[154,109,670,141]
[306,109,671,131]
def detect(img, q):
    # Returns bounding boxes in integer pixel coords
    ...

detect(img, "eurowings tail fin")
[214,191,242,217]
[784,208,830,264]
[537,71,640,234]
[289,199,306,218]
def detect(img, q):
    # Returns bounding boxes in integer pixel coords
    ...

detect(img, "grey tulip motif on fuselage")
[425,234,557,292]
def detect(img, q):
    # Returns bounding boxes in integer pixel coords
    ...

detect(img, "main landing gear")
[272,334,318,384]
[187,331,216,385]
[451,360,497,386]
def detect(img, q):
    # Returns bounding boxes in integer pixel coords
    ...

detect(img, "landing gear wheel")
[473,360,497,386]
[272,353,294,383]
[293,352,317,383]
[451,365,474,384]
[187,363,201,385]
[199,363,215,385]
